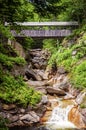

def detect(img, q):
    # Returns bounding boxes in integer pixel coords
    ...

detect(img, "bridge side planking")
[11,29,72,38]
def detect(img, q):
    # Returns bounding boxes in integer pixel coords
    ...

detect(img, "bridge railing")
[5,21,78,27]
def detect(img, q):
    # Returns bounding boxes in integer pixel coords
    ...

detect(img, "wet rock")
[80,108,86,125]
[68,106,86,128]
[76,92,86,105]
[40,111,52,122]
[46,86,66,95]
[63,93,75,99]
[20,111,40,123]
[35,104,47,117]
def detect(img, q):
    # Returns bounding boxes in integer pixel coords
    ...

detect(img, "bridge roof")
[5,21,78,26]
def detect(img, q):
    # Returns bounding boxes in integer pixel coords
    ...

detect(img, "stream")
[45,98,77,129]
[10,97,80,130]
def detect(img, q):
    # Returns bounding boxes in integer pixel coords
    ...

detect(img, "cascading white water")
[46,99,77,130]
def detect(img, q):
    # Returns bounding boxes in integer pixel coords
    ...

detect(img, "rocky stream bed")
[0,49,86,130]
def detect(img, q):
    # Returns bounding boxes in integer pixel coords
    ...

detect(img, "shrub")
[0,74,42,107]
[71,61,86,89]
[43,39,58,53]
[0,53,26,69]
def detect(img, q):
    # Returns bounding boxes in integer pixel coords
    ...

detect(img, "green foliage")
[0,43,41,107]
[48,33,86,89]
[0,0,35,22]
[19,37,41,50]
[43,39,58,53]
[0,74,41,106]
[48,33,86,70]
[57,0,86,23]
[48,51,58,67]
[71,61,86,89]
[0,23,13,42]
[0,53,26,69]
[21,37,34,50]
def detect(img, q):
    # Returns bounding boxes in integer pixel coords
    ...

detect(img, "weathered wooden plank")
[5,22,78,26]
[11,30,72,38]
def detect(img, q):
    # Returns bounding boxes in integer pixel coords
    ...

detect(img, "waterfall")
[46,99,77,130]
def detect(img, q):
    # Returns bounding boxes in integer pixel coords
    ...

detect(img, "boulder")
[53,81,69,92]
[34,104,47,117]
[46,86,66,95]
[26,80,47,87]
[20,111,40,123]
[34,69,48,80]
[25,69,42,81]
[35,87,47,94]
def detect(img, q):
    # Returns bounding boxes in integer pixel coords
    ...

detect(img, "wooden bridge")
[6,22,78,38]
